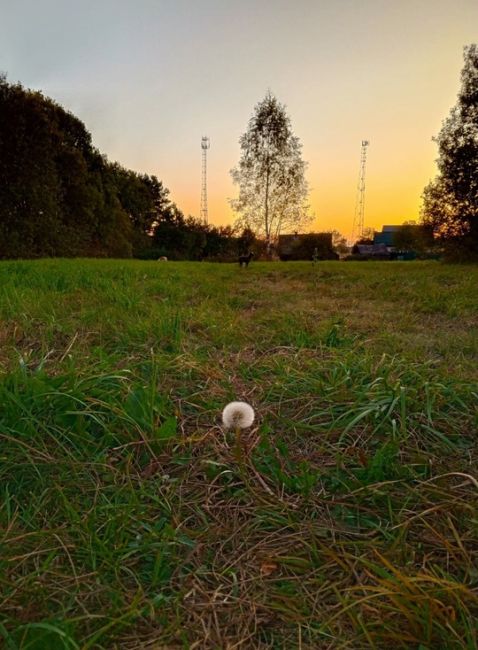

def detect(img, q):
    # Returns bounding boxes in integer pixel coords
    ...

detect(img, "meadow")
[1,259,477,649]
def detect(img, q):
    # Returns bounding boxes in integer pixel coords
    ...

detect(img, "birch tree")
[230,93,311,250]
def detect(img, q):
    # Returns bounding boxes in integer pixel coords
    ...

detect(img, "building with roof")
[349,224,434,260]
[374,225,433,253]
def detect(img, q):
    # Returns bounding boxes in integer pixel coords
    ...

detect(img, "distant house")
[374,225,433,258]
[350,225,433,260]
[277,232,338,261]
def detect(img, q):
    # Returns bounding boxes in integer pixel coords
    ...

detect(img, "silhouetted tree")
[202,225,233,258]
[422,44,478,254]
[0,78,63,256]
[329,230,349,255]
[0,76,176,258]
[111,165,170,255]
[237,227,256,254]
[152,205,194,258]
[92,155,133,257]
[393,222,433,254]
[230,92,311,252]
[151,209,254,261]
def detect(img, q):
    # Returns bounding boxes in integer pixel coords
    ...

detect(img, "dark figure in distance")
[239,252,254,268]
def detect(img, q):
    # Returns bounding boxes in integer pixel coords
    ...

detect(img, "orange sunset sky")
[2,0,478,238]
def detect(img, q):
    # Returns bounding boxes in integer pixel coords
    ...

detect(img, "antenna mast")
[351,140,370,242]
[200,136,210,225]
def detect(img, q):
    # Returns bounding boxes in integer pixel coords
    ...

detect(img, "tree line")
[1,42,477,261]
[0,76,255,260]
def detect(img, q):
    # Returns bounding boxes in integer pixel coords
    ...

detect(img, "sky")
[1,0,477,238]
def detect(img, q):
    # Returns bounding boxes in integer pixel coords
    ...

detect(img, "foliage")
[422,44,478,253]
[230,92,311,249]
[0,77,172,258]
[152,206,253,260]
[0,75,258,261]
[393,222,434,253]
[354,227,376,246]
[329,229,349,255]
[278,232,337,260]
[111,164,171,255]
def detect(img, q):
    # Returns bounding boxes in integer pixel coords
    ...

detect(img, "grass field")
[1,259,477,649]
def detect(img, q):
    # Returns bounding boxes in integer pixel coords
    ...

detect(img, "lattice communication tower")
[351,140,370,243]
[200,136,210,224]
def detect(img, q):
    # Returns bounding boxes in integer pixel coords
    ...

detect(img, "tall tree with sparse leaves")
[422,45,478,251]
[230,92,311,250]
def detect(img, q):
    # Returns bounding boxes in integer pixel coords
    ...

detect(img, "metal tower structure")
[200,136,210,224]
[351,140,370,243]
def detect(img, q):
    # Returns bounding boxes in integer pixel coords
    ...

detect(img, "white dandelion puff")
[222,401,255,429]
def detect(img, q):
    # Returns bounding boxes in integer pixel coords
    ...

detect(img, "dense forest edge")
[0,75,254,261]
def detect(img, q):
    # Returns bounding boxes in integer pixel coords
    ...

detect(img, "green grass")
[1,259,477,649]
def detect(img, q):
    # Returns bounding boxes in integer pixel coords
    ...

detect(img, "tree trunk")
[264,159,270,253]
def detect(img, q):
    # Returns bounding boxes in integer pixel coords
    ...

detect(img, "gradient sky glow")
[2,0,478,237]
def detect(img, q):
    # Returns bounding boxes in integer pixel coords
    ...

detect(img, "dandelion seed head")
[222,401,255,429]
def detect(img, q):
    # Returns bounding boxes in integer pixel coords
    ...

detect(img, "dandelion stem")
[234,425,244,467]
